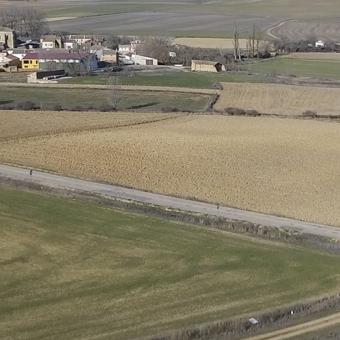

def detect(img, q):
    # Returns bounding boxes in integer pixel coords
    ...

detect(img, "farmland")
[0,110,178,141]
[215,82,340,116]
[248,57,340,81]
[63,71,267,88]
[2,186,340,339]
[0,86,210,112]
[1,0,339,39]
[1,113,340,226]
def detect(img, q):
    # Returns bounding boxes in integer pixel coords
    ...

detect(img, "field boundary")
[0,113,184,143]
[0,82,219,95]
[1,166,340,251]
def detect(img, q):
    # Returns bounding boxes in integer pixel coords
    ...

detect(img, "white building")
[132,54,158,66]
[64,40,78,50]
[118,44,135,55]
[315,40,325,48]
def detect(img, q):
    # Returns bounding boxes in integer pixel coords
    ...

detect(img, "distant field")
[0,86,210,112]
[2,113,340,226]
[284,53,340,61]
[215,82,340,115]
[248,57,340,81]
[1,0,340,38]
[63,72,267,88]
[174,37,249,50]
[2,186,340,339]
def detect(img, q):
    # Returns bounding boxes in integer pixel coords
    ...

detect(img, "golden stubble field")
[1,112,340,226]
[215,82,340,116]
[0,110,178,141]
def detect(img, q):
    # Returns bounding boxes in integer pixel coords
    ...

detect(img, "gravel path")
[1,163,340,240]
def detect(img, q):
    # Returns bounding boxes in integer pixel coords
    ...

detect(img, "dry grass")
[215,82,340,116]
[0,110,179,141]
[284,52,340,61]
[1,115,340,226]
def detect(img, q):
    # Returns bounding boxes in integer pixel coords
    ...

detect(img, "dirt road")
[245,311,340,339]
[0,82,218,95]
[1,164,340,240]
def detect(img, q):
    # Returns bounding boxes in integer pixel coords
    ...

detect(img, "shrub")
[302,110,317,118]
[16,101,39,110]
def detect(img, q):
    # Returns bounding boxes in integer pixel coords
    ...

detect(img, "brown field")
[1,113,340,226]
[174,37,249,50]
[0,110,178,141]
[284,53,340,61]
[214,82,340,116]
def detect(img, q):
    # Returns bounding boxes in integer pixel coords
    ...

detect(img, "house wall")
[22,58,39,70]
[42,41,55,49]
[100,53,118,64]
[0,30,15,49]
[132,54,158,66]
[191,61,217,72]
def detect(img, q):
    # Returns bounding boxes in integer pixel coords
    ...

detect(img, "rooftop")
[23,49,91,61]
[0,27,14,32]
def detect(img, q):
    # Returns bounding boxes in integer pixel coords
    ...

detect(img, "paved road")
[1,163,340,240]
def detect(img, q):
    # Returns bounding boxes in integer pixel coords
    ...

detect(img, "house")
[22,53,39,70]
[68,34,92,45]
[100,48,118,64]
[315,40,325,48]
[22,49,98,75]
[8,48,27,61]
[132,54,158,66]
[0,27,16,50]
[64,40,78,50]
[119,44,135,55]
[191,60,226,73]
[0,52,20,71]
[40,35,63,49]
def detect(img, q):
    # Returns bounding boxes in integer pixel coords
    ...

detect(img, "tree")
[0,6,48,38]
[107,74,122,111]
[136,37,171,64]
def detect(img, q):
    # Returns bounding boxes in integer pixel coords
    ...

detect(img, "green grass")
[0,87,210,112]
[2,186,340,339]
[249,58,340,80]
[64,72,267,88]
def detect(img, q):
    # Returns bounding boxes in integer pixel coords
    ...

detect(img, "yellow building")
[22,53,39,70]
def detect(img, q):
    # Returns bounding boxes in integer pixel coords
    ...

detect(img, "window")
[23,60,29,64]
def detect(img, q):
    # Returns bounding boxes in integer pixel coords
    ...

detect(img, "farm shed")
[132,54,158,66]
[191,60,226,73]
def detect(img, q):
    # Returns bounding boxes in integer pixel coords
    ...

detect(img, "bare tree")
[0,6,48,38]
[107,74,122,111]
[136,37,171,64]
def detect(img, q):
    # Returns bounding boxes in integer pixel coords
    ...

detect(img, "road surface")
[265,19,297,40]
[1,163,340,240]
[245,311,340,339]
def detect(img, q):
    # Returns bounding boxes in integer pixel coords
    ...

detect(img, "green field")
[0,87,210,112]
[249,58,340,80]
[64,72,267,88]
[2,186,340,339]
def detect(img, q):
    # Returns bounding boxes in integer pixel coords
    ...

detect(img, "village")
[1,22,338,85]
